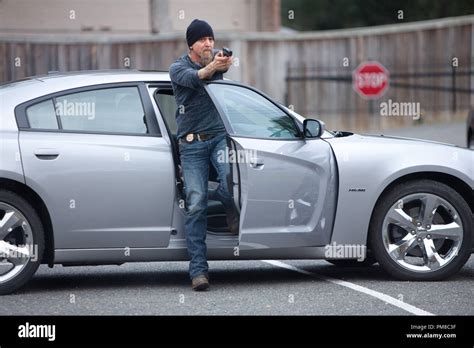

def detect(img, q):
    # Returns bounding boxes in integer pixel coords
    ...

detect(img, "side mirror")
[303,119,325,138]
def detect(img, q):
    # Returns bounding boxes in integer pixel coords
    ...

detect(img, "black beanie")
[186,19,214,48]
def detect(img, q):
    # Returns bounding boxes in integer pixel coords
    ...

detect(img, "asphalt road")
[0,121,472,317]
[0,255,472,316]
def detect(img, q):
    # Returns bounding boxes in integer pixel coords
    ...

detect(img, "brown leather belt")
[180,133,217,143]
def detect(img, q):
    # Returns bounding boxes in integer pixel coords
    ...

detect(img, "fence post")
[285,60,290,107]
[451,62,457,114]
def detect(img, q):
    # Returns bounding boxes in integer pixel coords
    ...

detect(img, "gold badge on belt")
[186,134,194,142]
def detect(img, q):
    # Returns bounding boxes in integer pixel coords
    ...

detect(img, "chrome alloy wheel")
[381,193,463,273]
[0,202,34,283]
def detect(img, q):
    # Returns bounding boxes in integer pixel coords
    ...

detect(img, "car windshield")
[279,104,336,137]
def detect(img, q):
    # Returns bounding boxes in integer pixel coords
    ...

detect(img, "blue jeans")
[179,133,235,279]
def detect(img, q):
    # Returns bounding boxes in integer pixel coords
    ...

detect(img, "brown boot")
[191,275,210,291]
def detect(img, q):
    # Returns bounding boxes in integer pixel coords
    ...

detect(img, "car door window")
[207,84,300,139]
[56,87,147,134]
[26,99,59,129]
[155,90,178,135]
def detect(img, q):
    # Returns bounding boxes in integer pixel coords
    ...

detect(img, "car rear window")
[26,100,59,130]
[56,87,147,134]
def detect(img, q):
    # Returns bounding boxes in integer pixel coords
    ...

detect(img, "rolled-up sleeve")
[169,62,202,89]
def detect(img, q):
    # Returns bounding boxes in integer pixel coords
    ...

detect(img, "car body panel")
[0,130,25,184]
[230,136,338,249]
[54,246,330,264]
[326,134,474,245]
[0,71,170,110]
[20,131,175,249]
[0,71,472,266]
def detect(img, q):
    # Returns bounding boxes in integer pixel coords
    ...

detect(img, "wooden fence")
[1,15,473,131]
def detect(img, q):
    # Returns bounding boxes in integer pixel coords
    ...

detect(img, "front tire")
[0,190,44,295]
[369,180,472,281]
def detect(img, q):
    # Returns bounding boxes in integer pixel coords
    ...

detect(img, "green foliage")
[281,0,474,30]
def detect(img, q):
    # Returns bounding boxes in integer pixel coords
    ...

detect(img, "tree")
[281,0,474,31]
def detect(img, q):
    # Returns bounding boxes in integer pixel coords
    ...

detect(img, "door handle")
[34,149,60,160]
[249,158,264,168]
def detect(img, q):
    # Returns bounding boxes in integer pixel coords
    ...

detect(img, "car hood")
[360,133,458,147]
[325,132,474,190]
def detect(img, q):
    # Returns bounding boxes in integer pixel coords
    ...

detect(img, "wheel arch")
[0,178,55,266]
[367,171,474,248]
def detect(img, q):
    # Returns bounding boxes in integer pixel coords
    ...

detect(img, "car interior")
[153,88,238,235]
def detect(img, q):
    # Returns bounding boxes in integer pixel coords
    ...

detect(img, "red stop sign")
[353,61,389,99]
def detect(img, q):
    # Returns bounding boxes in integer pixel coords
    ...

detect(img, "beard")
[199,50,213,67]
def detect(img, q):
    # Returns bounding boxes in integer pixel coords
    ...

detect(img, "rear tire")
[369,180,472,281]
[0,190,44,295]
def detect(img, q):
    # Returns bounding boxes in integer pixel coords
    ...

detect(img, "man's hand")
[198,52,233,80]
[214,51,233,72]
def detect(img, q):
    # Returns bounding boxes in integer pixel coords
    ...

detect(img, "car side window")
[207,84,300,139]
[155,90,178,136]
[56,87,147,134]
[26,100,59,130]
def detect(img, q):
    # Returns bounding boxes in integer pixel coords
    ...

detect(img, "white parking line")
[263,260,435,316]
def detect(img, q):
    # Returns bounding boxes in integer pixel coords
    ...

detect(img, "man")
[169,19,239,291]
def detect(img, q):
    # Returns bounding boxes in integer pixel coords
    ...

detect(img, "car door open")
[205,81,338,249]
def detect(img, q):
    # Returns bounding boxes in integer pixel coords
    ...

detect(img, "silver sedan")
[0,70,472,294]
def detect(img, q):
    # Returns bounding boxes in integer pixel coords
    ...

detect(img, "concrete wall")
[0,0,280,34]
[0,0,151,33]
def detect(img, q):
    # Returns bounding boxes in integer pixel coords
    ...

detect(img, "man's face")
[190,36,215,66]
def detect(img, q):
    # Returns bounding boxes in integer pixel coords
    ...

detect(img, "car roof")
[1,69,171,86]
[0,70,172,105]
